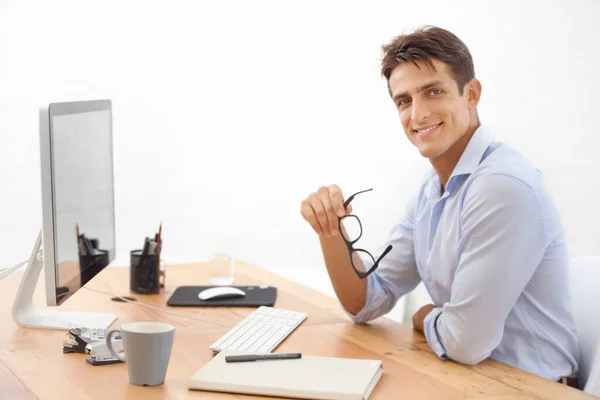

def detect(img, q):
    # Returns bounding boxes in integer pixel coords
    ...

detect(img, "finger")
[345,204,353,215]
[320,193,339,237]
[311,195,331,237]
[301,201,323,236]
[328,185,346,218]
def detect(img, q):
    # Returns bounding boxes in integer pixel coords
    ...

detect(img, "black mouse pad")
[166,285,277,307]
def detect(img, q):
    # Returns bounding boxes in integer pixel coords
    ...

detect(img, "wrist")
[413,304,436,333]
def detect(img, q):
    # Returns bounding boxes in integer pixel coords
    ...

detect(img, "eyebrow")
[392,80,445,102]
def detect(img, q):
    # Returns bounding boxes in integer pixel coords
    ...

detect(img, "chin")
[416,145,442,159]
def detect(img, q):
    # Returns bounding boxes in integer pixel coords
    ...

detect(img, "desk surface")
[0,261,594,400]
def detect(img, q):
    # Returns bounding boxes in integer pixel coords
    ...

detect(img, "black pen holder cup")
[130,250,165,294]
[79,250,110,286]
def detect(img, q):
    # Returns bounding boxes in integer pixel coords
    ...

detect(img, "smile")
[414,122,442,137]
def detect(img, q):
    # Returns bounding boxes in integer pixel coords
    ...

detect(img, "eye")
[428,89,443,96]
[397,98,411,108]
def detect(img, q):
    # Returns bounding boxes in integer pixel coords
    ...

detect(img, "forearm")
[319,234,367,315]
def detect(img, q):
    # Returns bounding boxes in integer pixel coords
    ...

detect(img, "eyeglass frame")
[338,188,393,279]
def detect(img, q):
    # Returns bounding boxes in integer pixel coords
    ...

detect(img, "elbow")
[346,306,371,324]
[442,331,496,366]
[351,317,370,325]
[344,300,369,324]
[340,297,370,324]
[430,311,503,366]
[345,301,365,318]
[446,346,490,366]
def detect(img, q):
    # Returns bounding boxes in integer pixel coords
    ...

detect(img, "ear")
[465,78,482,109]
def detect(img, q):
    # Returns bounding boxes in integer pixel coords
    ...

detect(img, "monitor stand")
[12,231,117,330]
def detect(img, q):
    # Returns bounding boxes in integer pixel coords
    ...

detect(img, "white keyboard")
[209,306,307,353]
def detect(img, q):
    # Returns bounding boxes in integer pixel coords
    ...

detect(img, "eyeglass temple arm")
[359,244,393,280]
[373,245,393,267]
[343,188,374,208]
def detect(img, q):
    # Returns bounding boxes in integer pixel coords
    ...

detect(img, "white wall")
[1,0,599,323]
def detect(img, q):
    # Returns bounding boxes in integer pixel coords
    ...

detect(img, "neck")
[431,121,481,189]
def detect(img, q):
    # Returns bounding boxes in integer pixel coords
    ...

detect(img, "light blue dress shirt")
[344,125,579,381]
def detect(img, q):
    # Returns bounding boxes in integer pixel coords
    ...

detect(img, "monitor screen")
[45,100,115,305]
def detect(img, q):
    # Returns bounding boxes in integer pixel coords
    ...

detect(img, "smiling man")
[300,26,579,384]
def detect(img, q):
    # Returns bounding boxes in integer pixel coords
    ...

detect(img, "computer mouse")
[198,286,246,301]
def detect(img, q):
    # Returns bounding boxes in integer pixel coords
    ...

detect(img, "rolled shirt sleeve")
[423,307,448,359]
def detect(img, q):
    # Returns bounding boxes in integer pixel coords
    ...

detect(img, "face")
[388,58,481,162]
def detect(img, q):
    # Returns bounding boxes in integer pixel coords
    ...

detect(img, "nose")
[410,99,431,124]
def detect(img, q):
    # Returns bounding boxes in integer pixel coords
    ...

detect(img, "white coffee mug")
[106,321,175,386]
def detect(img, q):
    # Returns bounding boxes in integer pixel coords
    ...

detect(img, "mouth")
[413,122,443,137]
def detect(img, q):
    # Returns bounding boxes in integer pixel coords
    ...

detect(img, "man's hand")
[300,185,352,238]
[412,304,436,334]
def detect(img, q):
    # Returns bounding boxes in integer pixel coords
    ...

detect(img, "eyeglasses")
[339,188,393,279]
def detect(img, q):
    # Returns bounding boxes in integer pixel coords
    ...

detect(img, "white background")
[1,0,599,323]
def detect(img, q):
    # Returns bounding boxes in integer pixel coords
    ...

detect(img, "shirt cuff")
[423,307,449,360]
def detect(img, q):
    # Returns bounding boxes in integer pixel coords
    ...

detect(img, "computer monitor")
[12,100,118,330]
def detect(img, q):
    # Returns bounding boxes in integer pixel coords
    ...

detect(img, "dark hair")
[381,26,475,95]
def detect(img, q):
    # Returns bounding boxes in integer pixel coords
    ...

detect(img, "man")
[300,25,579,382]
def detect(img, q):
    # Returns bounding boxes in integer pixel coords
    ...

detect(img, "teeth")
[416,124,440,134]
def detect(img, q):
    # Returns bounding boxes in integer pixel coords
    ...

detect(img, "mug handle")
[106,329,126,362]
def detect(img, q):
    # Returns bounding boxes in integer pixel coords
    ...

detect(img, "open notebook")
[188,349,384,400]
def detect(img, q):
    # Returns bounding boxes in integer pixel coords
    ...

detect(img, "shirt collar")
[423,125,495,199]
[449,124,495,180]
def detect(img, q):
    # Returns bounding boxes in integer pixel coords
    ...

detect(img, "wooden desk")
[0,261,594,400]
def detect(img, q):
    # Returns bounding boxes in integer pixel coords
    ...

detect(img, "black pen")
[225,353,302,363]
